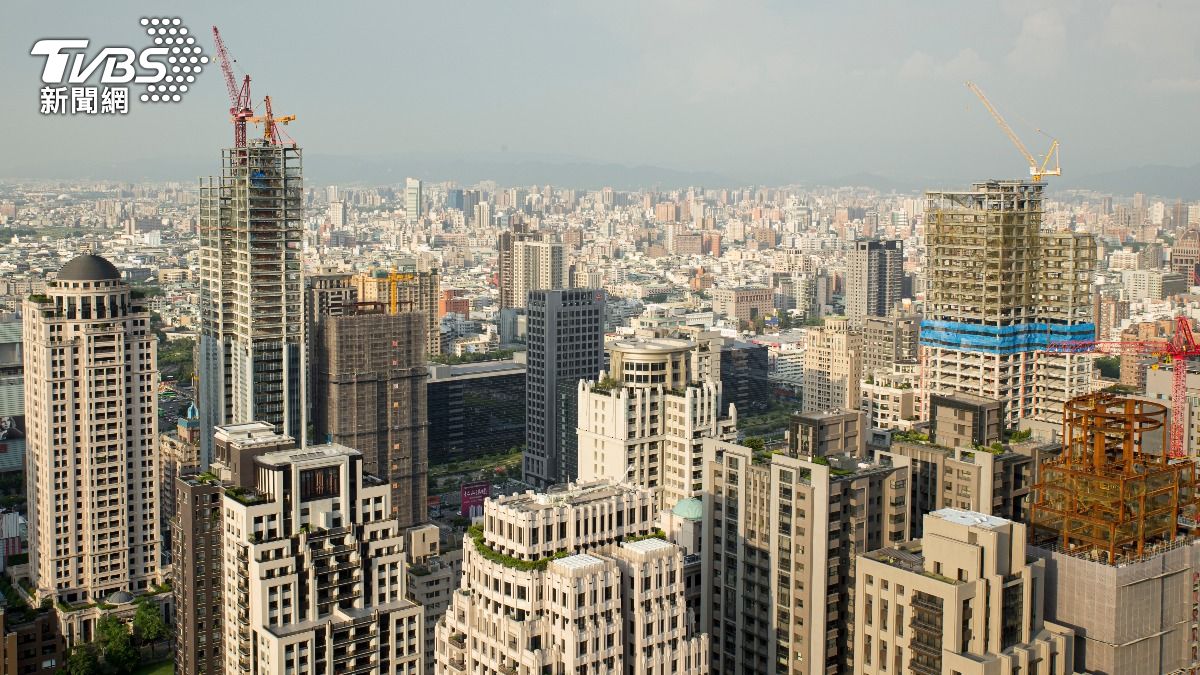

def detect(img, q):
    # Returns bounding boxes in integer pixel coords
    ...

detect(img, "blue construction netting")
[919,319,1095,354]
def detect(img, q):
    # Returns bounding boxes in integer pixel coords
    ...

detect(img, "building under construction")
[312,305,429,530]
[921,180,1095,425]
[1029,392,1200,674]
[351,268,442,356]
[198,140,305,465]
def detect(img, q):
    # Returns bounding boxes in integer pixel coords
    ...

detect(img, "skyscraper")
[23,254,160,637]
[405,177,423,225]
[312,307,429,530]
[922,181,1094,426]
[845,239,903,325]
[523,289,605,488]
[198,139,306,464]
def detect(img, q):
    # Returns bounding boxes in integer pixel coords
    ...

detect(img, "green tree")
[743,437,766,453]
[778,311,794,330]
[132,599,169,651]
[61,644,101,675]
[96,615,138,673]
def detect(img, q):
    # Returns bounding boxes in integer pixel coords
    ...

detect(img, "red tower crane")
[211,26,253,148]
[1047,315,1200,458]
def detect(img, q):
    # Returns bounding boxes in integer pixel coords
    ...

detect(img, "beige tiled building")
[219,443,423,675]
[877,440,1036,538]
[23,255,162,644]
[855,509,1075,675]
[802,316,862,414]
[436,480,708,675]
[577,337,736,511]
[702,438,911,674]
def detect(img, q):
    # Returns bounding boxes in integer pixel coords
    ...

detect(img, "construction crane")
[248,96,296,146]
[965,81,1061,182]
[1046,315,1200,459]
[212,26,253,148]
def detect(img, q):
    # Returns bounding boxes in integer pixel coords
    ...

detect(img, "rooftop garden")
[225,486,268,506]
[590,376,622,395]
[466,525,571,572]
[624,528,667,543]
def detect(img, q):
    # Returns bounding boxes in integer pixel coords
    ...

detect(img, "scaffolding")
[1029,392,1200,564]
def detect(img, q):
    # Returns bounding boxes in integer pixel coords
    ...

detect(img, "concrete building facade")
[845,239,903,326]
[22,254,161,643]
[702,438,910,674]
[199,141,306,464]
[855,510,1074,675]
[802,316,862,414]
[523,289,605,488]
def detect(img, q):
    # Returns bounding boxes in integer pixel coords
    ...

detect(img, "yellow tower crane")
[965,80,1060,182]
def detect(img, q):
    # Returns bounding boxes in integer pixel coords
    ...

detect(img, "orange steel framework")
[1029,392,1200,564]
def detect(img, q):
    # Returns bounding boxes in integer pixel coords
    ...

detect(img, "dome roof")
[57,254,121,282]
[671,498,703,521]
[105,590,135,605]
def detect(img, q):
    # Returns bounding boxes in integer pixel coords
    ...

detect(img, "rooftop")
[930,508,1010,530]
[256,443,361,468]
[622,538,674,554]
[497,480,646,513]
[552,553,606,571]
[608,336,693,353]
[55,254,121,282]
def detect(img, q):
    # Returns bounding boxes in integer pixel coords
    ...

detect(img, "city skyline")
[5,1,1200,191]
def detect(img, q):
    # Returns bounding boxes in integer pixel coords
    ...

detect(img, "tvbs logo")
[31,17,207,115]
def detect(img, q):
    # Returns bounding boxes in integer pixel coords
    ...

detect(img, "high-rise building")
[702,438,910,674]
[855,509,1075,675]
[173,423,294,675]
[405,177,422,225]
[523,289,605,488]
[312,307,428,530]
[862,313,919,378]
[23,255,161,641]
[802,316,862,413]
[922,181,1095,426]
[403,524,462,675]
[845,239,903,326]
[198,140,306,464]
[436,480,709,675]
[0,318,25,490]
[351,268,442,357]
[217,442,423,675]
[577,337,736,510]
[510,240,568,311]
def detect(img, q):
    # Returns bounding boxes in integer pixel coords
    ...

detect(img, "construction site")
[1029,392,1200,564]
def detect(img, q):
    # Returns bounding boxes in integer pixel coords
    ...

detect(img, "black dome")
[57,254,121,281]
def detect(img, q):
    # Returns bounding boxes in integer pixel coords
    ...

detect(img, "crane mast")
[965,80,1061,182]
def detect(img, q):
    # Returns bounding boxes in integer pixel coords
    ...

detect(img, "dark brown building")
[929,392,1004,449]
[313,309,428,530]
[0,606,63,675]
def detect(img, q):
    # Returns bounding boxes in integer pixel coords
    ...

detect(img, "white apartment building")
[220,443,423,675]
[512,240,568,309]
[436,480,708,675]
[23,254,161,643]
[576,337,736,511]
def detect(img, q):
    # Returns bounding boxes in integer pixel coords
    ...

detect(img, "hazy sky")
[3,0,1198,185]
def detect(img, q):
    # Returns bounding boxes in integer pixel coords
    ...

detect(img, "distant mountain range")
[4,152,1197,198]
